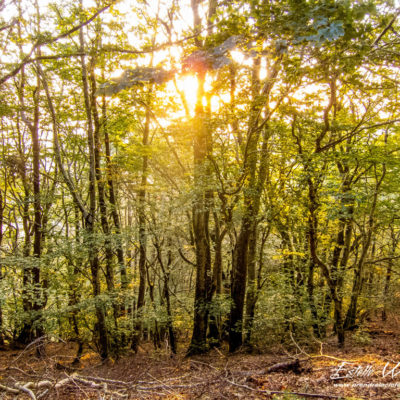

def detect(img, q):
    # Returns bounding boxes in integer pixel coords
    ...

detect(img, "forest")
[0,0,400,398]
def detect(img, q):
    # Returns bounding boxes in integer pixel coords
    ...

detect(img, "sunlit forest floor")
[1,317,400,399]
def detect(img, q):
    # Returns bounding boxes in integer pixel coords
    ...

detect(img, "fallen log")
[266,359,302,374]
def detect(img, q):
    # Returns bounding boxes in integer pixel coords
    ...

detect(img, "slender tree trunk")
[328,162,353,339]
[147,269,161,349]
[14,10,45,341]
[243,226,258,347]
[244,129,271,347]
[131,90,151,352]
[229,56,261,353]
[306,171,347,345]
[344,166,385,330]
[16,77,44,344]
[208,212,225,347]
[307,259,321,337]
[229,54,279,351]
[154,240,177,354]
[230,219,252,351]
[0,189,4,346]
[79,22,109,359]
[102,99,127,293]
[186,0,216,357]
[30,73,45,355]
[73,205,83,362]
[382,228,396,321]
[382,263,392,321]
[89,57,119,333]
[18,156,33,344]
[187,68,213,355]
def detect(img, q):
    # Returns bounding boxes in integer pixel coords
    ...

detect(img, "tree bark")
[79,21,109,359]
[344,165,385,330]
[89,57,118,332]
[102,99,127,293]
[382,227,397,321]
[229,54,279,352]
[131,90,151,352]
[0,189,5,346]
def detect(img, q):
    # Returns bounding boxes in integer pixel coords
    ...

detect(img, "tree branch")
[0,2,115,85]
[36,64,90,222]
[373,10,400,46]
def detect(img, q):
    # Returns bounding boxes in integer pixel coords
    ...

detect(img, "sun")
[175,74,199,116]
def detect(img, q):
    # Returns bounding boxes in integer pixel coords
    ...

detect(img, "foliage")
[0,0,399,362]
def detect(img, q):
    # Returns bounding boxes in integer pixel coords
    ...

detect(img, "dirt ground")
[1,318,400,399]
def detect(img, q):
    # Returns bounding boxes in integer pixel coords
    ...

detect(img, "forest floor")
[0,317,400,399]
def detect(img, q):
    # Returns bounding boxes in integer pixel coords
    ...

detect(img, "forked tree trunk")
[344,165,385,331]
[186,0,216,357]
[89,57,118,332]
[187,68,213,355]
[229,54,279,352]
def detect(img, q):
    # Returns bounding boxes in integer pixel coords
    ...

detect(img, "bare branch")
[0,1,116,85]
[373,10,400,46]
[0,18,17,32]
[36,64,90,222]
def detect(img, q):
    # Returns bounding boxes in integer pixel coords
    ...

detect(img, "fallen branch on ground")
[266,359,302,374]
[224,377,362,399]
[0,383,20,394]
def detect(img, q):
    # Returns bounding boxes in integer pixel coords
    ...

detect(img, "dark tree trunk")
[16,70,44,345]
[155,240,177,354]
[79,23,109,360]
[306,172,347,346]
[186,0,215,357]
[89,59,119,333]
[0,190,4,346]
[131,91,151,352]
[187,68,213,355]
[344,166,384,331]
[382,229,396,321]
[329,165,353,341]
[71,205,84,363]
[102,99,127,294]
[229,55,279,352]
[243,226,257,347]
[208,212,225,347]
[30,77,45,355]
[307,260,320,337]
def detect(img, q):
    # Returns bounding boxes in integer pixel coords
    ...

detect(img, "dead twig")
[67,374,128,398]
[14,384,37,400]
[0,383,20,394]
[145,372,176,396]
[289,331,311,358]
[79,374,129,387]
[10,336,48,365]
[136,382,207,391]
[190,359,219,370]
